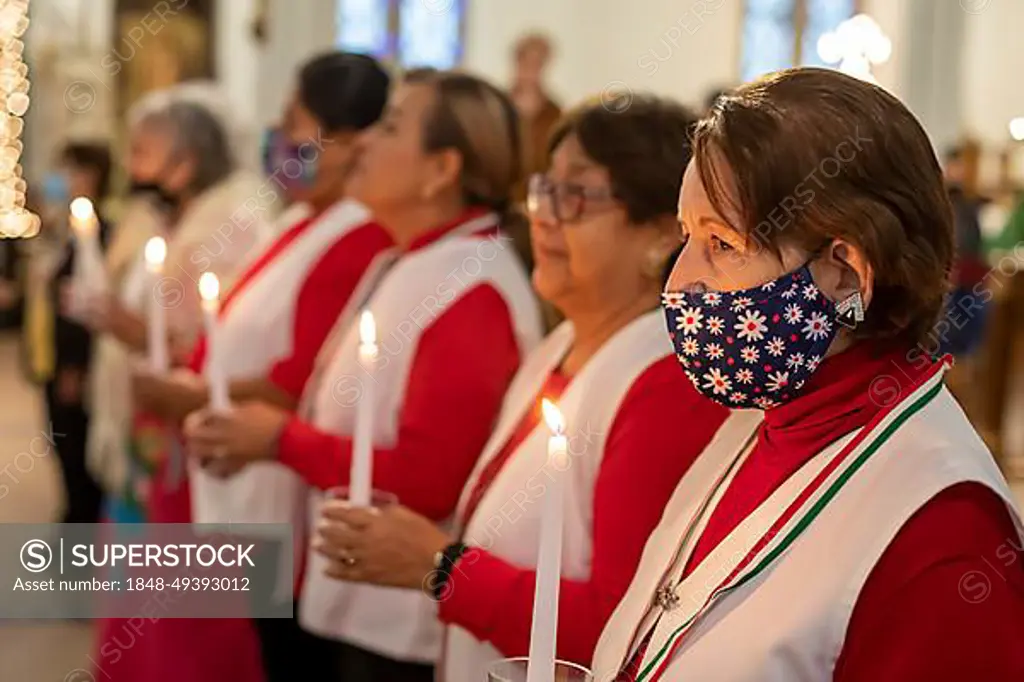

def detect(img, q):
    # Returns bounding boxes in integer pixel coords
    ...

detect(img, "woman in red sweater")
[308,95,741,682]
[589,68,1024,681]
[184,70,543,681]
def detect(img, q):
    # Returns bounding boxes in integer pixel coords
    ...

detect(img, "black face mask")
[128,179,179,214]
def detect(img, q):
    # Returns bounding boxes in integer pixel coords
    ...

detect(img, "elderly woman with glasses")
[308,94,746,682]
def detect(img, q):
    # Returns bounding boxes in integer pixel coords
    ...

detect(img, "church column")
[897,0,965,153]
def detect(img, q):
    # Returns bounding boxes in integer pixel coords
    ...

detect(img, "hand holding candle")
[144,236,169,373]
[199,272,230,412]
[349,310,378,507]
[527,399,569,682]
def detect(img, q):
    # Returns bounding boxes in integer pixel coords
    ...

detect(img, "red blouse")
[437,356,730,665]
[275,216,523,521]
[684,343,1024,680]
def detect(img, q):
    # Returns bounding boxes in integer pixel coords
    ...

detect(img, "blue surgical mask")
[260,127,318,189]
[41,172,70,206]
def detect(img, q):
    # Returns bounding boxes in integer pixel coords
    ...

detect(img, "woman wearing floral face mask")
[592,68,1024,682]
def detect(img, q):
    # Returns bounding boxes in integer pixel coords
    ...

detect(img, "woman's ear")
[815,238,874,310]
[421,148,463,200]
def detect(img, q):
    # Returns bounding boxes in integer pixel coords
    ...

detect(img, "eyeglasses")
[526,173,614,223]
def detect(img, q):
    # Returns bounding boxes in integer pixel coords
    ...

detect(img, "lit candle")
[199,272,230,412]
[528,399,569,682]
[349,310,377,507]
[69,196,107,299]
[144,236,168,373]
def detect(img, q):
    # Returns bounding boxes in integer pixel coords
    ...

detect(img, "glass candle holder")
[487,657,593,682]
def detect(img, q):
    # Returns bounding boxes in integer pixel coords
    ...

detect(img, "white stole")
[443,312,689,682]
[190,199,373,527]
[298,213,543,663]
[592,369,1023,682]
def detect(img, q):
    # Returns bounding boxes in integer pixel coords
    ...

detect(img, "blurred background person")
[310,95,750,682]
[131,50,394,682]
[511,31,562,198]
[85,82,274,682]
[509,31,562,295]
[185,69,543,682]
[32,142,112,527]
[941,144,989,358]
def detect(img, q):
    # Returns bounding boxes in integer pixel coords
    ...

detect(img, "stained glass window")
[398,0,464,69]
[741,0,855,82]
[336,0,464,69]
[336,0,392,59]
[801,0,856,68]
[741,0,797,82]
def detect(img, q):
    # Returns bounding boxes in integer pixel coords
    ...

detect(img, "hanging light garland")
[0,0,36,239]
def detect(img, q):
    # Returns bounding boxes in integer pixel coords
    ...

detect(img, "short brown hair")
[548,94,699,225]
[693,68,953,347]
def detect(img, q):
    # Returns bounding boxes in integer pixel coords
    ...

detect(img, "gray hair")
[128,82,241,195]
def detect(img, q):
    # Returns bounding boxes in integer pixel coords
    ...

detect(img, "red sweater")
[437,356,729,665]
[275,218,523,522]
[684,343,1024,681]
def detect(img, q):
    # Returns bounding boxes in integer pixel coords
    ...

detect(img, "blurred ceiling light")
[1010,117,1024,142]
[817,13,891,84]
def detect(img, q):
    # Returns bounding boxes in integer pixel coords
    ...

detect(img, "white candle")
[199,272,230,412]
[528,398,569,682]
[69,196,107,299]
[144,237,168,373]
[350,310,377,507]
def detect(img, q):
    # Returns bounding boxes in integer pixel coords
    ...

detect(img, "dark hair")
[692,67,954,347]
[548,94,699,225]
[298,51,390,132]
[60,142,112,199]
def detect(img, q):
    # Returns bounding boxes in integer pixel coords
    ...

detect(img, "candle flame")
[198,272,220,301]
[541,398,565,435]
[144,236,167,265]
[69,196,94,221]
[359,310,377,346]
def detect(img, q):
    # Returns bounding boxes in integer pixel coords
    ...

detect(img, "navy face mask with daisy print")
[662,264,840,410]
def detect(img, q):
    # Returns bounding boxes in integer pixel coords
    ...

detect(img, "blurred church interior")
[0,0,1022,678]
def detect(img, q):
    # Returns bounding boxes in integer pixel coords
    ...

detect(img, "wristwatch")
[430,541,469,601]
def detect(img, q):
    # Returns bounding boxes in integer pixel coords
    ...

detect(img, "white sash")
[591,407,763,676]
[190,199,373,526]
[593,360,959,681]
[298,213,543,663]
[442,312,676,682]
